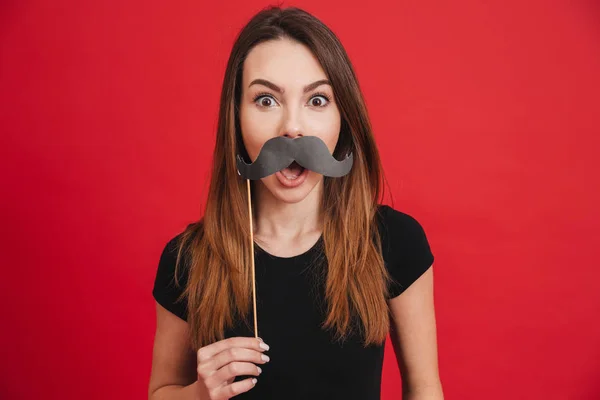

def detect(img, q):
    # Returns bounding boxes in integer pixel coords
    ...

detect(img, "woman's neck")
[252,180,323,241]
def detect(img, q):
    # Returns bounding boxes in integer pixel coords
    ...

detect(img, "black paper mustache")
[236,136,353,180]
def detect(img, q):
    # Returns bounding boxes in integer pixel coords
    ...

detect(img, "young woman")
[148,6,443,400]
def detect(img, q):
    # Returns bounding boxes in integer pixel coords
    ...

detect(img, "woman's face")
[239,37,341,204]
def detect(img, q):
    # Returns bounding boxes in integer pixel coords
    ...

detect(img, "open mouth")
[280,161,305,180]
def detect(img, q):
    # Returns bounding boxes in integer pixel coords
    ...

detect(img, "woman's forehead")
[242,39,327,90]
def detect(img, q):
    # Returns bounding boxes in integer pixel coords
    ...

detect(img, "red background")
[1,1,599,399]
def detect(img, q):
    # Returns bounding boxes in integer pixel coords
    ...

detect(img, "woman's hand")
[196,336,270,400]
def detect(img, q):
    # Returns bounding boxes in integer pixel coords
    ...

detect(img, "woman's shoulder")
[159,221,202,271]
[152,221,202,321]
[375,204,435,298]
[375,204,429,238]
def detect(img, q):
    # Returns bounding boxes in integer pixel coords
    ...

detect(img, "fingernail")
[252,378,257,384]
[259,342,270,351]
[261,354,270,362]
[257,366,262,374]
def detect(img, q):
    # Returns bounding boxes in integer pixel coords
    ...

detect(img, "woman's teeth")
[281,162,304,179]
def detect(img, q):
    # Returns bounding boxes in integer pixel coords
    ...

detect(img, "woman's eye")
[309,95,329,107]
[255,95,277,108]
[254,94,330,108]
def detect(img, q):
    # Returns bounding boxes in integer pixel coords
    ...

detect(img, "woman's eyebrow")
[248,78,331,94]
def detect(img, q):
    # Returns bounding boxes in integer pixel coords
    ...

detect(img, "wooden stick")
[246,179,259,339]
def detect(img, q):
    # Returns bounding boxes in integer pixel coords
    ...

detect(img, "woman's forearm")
[150,380,199,400]
[403,382,444,400]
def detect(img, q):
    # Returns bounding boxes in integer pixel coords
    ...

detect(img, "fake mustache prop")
[236,135,353,180]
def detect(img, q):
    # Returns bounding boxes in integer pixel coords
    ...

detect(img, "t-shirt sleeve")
[378,205,435,299]
[152,234,189,321]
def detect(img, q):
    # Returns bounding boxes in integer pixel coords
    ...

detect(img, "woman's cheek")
[245,130,275,161]
[309,119,340,152]
[240,109,266,158]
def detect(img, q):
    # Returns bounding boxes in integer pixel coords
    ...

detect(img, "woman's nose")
[283,130,303,139]
[280,108,303,139]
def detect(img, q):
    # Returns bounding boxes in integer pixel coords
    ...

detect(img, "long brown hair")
[174,6,394,350]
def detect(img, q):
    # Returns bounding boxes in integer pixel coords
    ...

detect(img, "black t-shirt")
[152,204,435,400]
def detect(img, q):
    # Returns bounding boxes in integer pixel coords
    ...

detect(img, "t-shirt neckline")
[253,234,324,261]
